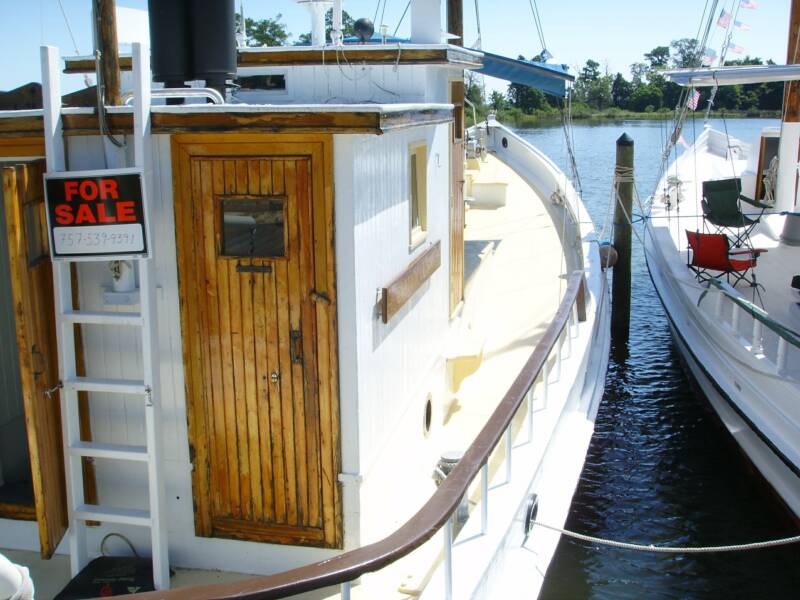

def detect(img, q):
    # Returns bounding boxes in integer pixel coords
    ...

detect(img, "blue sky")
[0,0,791,94]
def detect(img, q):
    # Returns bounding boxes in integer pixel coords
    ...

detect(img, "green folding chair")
[701,178,764,248]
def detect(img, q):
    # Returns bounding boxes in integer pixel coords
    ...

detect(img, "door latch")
[270,371,280,384]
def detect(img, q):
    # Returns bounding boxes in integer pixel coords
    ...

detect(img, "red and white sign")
[45,169,148,260]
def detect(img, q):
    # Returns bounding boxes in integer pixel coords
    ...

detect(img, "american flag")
[728,42,745,54]
[701,47,718,66]
[717,8,732,28]
[734,20,752,31]
[687,89,701,110]
[740,0,758,9]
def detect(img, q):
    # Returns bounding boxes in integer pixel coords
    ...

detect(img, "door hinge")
[310,290,331,305]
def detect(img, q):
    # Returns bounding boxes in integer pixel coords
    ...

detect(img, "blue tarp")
[477,51,573,97]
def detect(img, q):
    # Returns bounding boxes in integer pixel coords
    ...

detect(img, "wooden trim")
[0,136,45,156]
[0,117,44,138]
[381,241,442,324]
[1,107,453,138]
[126,271,589,600]
[64,47,481,73]
[0,501,36,521]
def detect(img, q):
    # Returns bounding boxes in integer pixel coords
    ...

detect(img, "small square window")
[221,197,286,258]
[24,200,49,266]
[409,143,428,250]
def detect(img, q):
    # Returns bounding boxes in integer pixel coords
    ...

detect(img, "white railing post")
[777,338,788,373]
[341,581,351,600]
[444,520,453,600]
[480,464,489,535]
[527,387,534,442]
[751,319,763,354]
[505,426,512,483]
[731,302,740,332]
[541,360,549,407]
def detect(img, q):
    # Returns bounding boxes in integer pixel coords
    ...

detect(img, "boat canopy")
[476,51,574,97]
[664,64,800,87]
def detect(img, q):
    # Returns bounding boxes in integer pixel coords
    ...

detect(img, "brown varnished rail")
[129,270,588,600]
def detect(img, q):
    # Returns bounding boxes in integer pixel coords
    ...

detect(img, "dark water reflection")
[515,119,800,599]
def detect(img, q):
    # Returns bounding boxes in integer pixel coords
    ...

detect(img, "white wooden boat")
[0,1,609,598]
[645,1,800,522]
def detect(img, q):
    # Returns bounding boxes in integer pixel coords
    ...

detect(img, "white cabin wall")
[334,123,452,545]
[234,63,462,104]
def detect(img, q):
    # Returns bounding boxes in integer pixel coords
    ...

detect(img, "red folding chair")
[685,230,766,292]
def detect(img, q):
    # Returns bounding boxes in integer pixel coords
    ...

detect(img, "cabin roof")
[0,103,453,137]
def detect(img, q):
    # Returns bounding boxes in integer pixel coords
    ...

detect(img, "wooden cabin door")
[1,161,67,557]
[173,136,340,549]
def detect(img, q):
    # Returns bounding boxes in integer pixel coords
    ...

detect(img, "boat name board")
[44,168,148,260]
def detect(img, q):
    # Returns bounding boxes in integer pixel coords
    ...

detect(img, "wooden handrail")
[131,271,589,600]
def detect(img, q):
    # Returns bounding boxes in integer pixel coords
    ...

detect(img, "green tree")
[644,46,670,69]
[629,84,663,111]
[297,9,357,44]
[489,90,507,111]
[580,59,601,82]
[611,73,633,109]
[671,38,700,68]
[238,13,290,46]
[630,62,648,86]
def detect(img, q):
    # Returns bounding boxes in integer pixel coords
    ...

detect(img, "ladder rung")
[69,441,148,462]
[60,310,143,326]
[64,377,147,395]
[74,504,152,527]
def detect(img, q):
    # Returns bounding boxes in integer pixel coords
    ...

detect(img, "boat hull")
[645,230,800,518]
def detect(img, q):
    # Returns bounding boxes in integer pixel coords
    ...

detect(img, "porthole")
[501,137,509,148]
[423,394,433,437]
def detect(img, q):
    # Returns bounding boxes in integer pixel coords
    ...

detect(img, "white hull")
[645,126,800,519]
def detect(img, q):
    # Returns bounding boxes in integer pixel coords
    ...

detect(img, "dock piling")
[612,133,634,346]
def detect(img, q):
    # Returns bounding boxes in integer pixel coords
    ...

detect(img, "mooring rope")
[533,521,800,553]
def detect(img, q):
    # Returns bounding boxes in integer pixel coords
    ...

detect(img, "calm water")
[514,118,800,599]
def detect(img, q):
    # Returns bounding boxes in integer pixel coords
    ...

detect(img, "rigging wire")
[380,0,390,30]
[393,0,411,37]
[473,0,483,49]
[526,0,547,52]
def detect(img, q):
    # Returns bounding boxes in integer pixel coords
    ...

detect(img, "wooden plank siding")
[0,108,452,138]
[171,134,341,548]
[449,80,466,315]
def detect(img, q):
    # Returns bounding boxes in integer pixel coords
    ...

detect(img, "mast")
[447,0,464,45]
[94,0,121,106]
[777,0,800,211]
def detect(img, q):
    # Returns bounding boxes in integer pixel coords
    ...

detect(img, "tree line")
[479,39,783,118]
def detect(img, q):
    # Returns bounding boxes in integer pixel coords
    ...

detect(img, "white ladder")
[41,43,170,589]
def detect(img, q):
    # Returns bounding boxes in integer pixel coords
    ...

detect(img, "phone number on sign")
[57,231,139,248]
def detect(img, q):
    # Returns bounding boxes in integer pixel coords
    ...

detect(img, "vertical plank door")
[173,136,340,549]
[2,161,68,557]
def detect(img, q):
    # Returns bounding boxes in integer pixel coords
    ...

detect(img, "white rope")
[533,520,800,553]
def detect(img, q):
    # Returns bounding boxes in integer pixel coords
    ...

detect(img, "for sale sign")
[45,169,148,260]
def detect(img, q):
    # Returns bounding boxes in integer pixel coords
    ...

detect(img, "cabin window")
[220,197,287,258]
[409,143,428,250]
[24,200,49,266]
[236,73,288,92]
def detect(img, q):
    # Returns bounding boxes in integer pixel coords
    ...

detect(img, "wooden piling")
[612,133,634,346]
[96,0,121,106]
